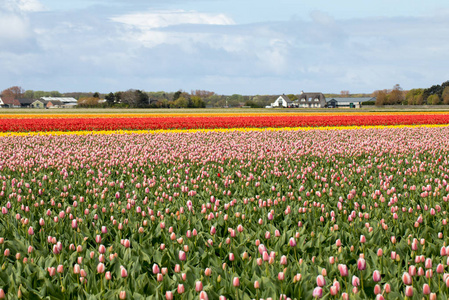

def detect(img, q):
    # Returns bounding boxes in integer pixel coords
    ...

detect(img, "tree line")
[2,81,449,108]
[374,81,449,106]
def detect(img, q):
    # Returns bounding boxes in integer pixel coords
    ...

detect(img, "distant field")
[1,105,449,114]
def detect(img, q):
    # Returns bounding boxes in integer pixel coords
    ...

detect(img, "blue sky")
[1,0,449,95]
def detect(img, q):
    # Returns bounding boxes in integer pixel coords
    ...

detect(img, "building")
[0,97,21,108]
[18,98,36,108]
[41,97,78,106]
[296,92,326,108]
[270,95,293,108]
[30,99,49,109]
[326,97,376,108]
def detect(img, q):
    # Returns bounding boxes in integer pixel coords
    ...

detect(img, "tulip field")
[2,112,449,299]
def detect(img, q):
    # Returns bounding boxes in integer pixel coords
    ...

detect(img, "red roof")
[2,97,21,106]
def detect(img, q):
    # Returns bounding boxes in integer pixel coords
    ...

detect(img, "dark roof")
[279,94,292,103]
[298,92,325,101]
[18,98,36,105]
[327,97,375,103]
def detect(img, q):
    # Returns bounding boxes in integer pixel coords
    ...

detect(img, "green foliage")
[427,94,440,105]
[105,92,116,106]
[442,86,449,104]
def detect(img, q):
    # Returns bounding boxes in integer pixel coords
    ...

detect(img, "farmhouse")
[270,95,293,108]
[326,97,376,108]
[31,99,49,109]
[18,98,36,108]
[0,97,21,108]
[296,92,326,108]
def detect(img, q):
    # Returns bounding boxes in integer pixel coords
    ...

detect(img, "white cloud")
[0,13,29,39]
[111,10,234,29]
[0,0,43,48]
[2,0,45,12]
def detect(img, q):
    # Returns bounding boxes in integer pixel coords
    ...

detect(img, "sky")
[1,0,449,95]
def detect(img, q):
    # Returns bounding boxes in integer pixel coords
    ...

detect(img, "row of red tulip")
[1,113,449,132]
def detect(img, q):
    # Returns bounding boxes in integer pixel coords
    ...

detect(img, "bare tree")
[2,86,25,99]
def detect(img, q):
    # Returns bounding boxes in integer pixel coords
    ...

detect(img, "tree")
[287,94,296,101]
[78,97,100,107]
[173,91,182,101]
[120,90,149,108]
[34,91,46,99]
[191,96,205,108]
[93,92,100,98]
[373,90,387,106]
[105,92,116,106]
[405,89,423,105]
[2,86,25,99]
[340,90,350,96]
[24,90,35,99]
[174,96,188,108]
[442,86,449,105]
[388,84,404,105]
[135,90,149,108]
[428,94,440,105]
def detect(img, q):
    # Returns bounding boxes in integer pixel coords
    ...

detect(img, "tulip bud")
[233,277,240,287]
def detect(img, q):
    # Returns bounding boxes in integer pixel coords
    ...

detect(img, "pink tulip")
[289,237,297,247]
[177,284,185,294]
[199,291,208,300]
[278,272,285,281]
[179,250,186,261]
[374,284,381,295]
[357,258,366,270]
[377,248,383,256]
[312,287,323,298]
[233,277,240,287]
[360,235,366,243]
[423,283,430,295]
[373,270,381,282]
[120,266,128,278]
[405,286,413,297]
[425,258,432,269]
[195,281,203,292]
[57,264,64,273]
[97,263,105,274]
[316,275,325,287]
[119,291,126,300]
[152,264,160,274]
[330,285,338,296]
[338,264,348,277]
[280,255,287,265]
[352,276,360,287]
[165,291,173,300]
[402,272,412,285]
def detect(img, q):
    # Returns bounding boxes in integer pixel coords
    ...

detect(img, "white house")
[270,95,293,108]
